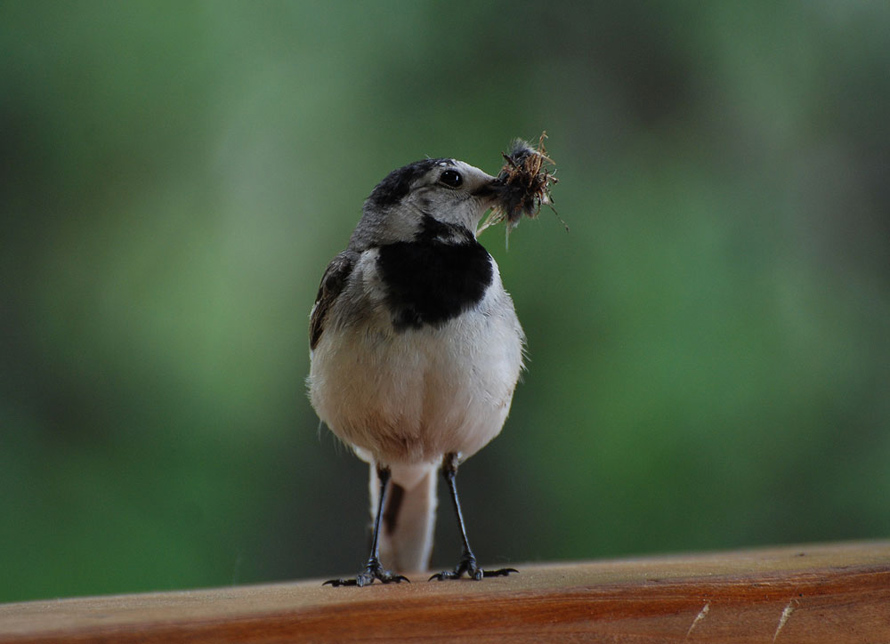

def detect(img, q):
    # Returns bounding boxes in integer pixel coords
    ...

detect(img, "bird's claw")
[429,554,517,581]
[323,560,409,587]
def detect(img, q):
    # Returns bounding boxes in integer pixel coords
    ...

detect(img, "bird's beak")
[472,176,502,204]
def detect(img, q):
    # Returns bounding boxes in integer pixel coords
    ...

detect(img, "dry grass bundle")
[480,132,560,235]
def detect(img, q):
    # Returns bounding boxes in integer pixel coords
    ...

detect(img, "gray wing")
[309,250,357,351]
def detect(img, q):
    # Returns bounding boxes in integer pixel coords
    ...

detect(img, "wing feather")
[309,251,357,351]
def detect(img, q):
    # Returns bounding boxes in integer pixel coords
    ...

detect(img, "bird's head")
[349,158,499,250]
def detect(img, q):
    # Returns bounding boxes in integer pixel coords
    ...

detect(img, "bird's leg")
[429,453,518,581]
[324,465,410,587]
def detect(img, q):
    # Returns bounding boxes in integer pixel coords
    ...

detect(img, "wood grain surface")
[1,541,888,643]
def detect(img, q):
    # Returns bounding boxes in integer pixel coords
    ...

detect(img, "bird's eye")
[439,169,463,188]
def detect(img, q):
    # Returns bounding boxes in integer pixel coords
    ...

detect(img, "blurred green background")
[2,1,889,603]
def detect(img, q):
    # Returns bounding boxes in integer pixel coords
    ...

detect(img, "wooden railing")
[1,541,888,642]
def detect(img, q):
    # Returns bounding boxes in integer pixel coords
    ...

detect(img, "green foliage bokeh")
[2,1,889,602]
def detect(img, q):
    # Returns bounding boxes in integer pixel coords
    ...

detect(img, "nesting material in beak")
[479,132,559,236]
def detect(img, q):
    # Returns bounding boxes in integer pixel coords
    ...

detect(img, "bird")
[307,156,525,586]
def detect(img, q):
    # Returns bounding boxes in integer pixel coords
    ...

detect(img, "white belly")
[308,269,524,474]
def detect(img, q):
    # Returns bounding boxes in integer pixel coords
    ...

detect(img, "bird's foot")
[429,552,518,581]
[324,558,409,587]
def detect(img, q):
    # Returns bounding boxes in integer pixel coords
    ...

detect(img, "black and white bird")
[308,157,525,586]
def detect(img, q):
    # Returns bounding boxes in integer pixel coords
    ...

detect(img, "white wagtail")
[308,156,528,586]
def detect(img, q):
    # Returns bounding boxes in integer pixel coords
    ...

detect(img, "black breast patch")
[377,218,493,331]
